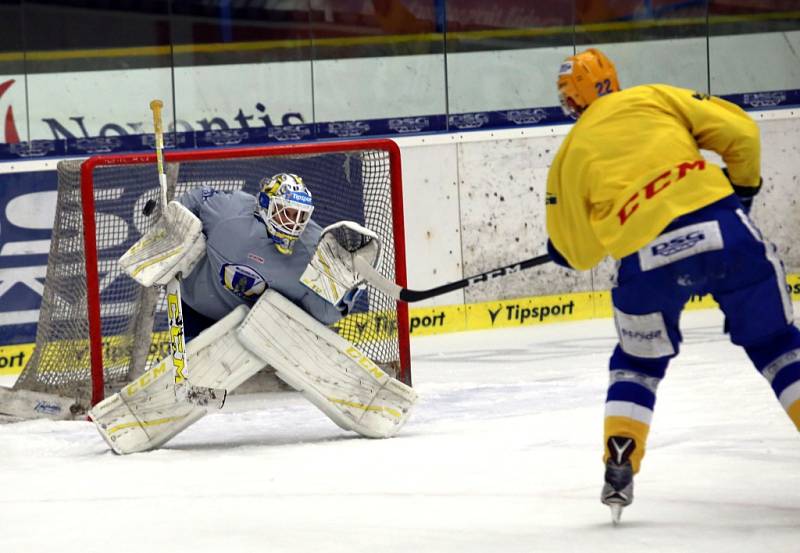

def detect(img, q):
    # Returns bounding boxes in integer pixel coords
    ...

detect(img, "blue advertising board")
[0,170,59,345]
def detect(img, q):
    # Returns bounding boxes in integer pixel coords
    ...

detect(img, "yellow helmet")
[557,48,620,118]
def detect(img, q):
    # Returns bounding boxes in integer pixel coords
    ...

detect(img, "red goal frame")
[79,139,411,406]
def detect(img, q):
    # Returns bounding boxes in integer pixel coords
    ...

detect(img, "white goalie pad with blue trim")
[237,289,416,438]
[88,305,266,454]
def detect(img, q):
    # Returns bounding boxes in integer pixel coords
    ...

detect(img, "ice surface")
[1,308,798,553]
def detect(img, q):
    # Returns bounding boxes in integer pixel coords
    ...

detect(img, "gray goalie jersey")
[177,186,344,325]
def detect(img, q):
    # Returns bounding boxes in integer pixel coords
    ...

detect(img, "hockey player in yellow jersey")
[546,48,800,523]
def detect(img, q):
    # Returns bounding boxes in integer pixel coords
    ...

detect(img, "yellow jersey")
[546,84,761,271]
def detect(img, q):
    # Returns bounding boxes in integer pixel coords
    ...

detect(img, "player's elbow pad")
[547,239,573,270]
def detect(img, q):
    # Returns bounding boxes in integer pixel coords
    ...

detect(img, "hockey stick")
[149,99,226,409]
[354,253,552,303]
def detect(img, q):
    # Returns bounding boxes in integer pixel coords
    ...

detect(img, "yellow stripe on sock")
[787,399,800,431]
[604,416,651,474]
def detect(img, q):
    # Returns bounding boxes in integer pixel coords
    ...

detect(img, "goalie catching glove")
[119,201,206,286]
[300,221,381,309]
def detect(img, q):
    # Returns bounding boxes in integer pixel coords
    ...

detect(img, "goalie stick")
[148,99,226,409]
[354,253,552,303]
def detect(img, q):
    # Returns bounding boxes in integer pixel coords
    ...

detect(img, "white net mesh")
[10,144,408,414]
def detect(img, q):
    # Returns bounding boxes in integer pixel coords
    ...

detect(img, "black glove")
[723,167,762,214]
[547,239,573,269]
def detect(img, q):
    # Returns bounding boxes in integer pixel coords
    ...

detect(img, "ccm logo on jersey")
[618,160,706,225]
[219,263,268,299]
[638,221,723,271]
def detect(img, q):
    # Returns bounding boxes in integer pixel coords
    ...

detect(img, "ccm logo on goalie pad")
[638,221,723,271]
[125,359,170,396]
[345,345,388,381]
[220,263,267,299]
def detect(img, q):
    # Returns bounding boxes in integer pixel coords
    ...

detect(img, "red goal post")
[6,139,411,417]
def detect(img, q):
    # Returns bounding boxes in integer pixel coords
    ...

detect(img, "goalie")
[89,173,417,454]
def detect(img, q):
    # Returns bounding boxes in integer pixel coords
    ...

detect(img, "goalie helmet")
[557,48,620,119]
[257,173,314,255]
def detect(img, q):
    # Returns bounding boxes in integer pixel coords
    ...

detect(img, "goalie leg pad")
[88,359,203,454]
[184,305,269,392]
[237,290,417,438]
[89,305,268,454]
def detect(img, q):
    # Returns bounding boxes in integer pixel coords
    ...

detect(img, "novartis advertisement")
[0,56,565,160]
[0,63,316,153]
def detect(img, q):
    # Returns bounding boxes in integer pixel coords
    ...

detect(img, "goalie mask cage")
[3,139,410,419]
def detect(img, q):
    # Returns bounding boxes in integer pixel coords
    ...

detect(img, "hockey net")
[1,140,410,419]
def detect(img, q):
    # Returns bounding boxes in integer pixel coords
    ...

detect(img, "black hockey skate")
[601,435,635,524]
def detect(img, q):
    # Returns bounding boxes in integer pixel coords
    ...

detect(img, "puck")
[142,199,157,216]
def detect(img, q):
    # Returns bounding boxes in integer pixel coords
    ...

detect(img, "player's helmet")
[257,173,314,255]
[557,48,620,119]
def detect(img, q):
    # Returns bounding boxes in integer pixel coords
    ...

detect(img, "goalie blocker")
[118,200,206,287]
[89,290,417,454]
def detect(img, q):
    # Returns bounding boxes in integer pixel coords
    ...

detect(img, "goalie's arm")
[121,188,254,288]
[297,288,350,326]
[175,186,206,216]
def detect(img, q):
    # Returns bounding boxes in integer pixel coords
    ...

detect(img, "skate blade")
[609,504,623,525]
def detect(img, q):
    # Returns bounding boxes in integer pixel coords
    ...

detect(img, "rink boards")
[2,273,800,377]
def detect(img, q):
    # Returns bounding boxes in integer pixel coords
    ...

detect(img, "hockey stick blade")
[354,253,552,303]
